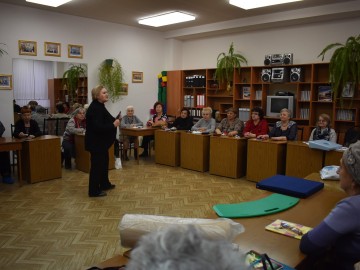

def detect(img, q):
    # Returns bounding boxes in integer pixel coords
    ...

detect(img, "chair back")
[44,118,58,135]
[297,126,304,141]
[10,124,15,137]
[57,118,69,136]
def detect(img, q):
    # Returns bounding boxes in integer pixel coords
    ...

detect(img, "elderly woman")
[300,141,360,269]
[309,113,337,143]
[13,106,42,139]
[170,107,193,131]
[243,107,269,138]
[62,108,86,169]
[85,85,120,197]
[139,101,168,157]
[214,107,244,137]
[191,107,216,133]
[258,108,297,141]
[120,105,143,160]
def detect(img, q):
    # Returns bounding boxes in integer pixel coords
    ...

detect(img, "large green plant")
[215,42,248,91]
[98,58,124,102]
[318,35,360,100]
[62,64,87,101]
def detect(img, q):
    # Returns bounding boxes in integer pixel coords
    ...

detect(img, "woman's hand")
[113,119,120,127]
[257,134,269,140]
[228,131,237,137]
[19,132,28,138]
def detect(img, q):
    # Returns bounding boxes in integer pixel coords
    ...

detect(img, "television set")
[266,96,294,118]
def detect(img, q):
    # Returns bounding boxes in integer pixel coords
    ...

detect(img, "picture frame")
[132,71,143,83]
[18,40,37,56]
[318,85,332,102]
[0,74,12,90]
[342,82,355,98]
[68,44,83,58]
[120,83,128,95]
[44,42,61,57]
[242,86,250,99]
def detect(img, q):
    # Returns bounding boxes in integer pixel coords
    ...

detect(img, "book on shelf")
[265,219,312,240]
[336,109,355,121]
[246,250,293,270]
[300,90,310,101]
[255,90,262,100]
[242,86,251,99]
[342,82,355,98]
[318,86,332,102]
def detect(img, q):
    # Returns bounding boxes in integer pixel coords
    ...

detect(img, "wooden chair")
[297,126,304,141]
[44,118,58,135]
[57,118,69,136]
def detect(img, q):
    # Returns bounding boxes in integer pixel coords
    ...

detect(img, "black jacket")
[170,116,193,131]
[85,99,116,152]
[13,119,42,138]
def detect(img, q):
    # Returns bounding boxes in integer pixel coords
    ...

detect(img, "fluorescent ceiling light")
[26,0,72,7]
[229,0,303,10]
[139,11,195,27]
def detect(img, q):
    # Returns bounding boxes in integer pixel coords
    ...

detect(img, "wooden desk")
[209,136,247,178]
[155,130,181,167]
[96,254,128,268]
[285,141,324,178]
[0,137,23,186]
[324,149,343,166]
[180,132,210,172]
[21,135,62,184]
[120,127,157,164]
[74,134,114,173]
[246,139,287,182]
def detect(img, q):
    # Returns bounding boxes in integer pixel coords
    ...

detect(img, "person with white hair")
[300,140,360,269]
[126,225,250,270]
[191,107,216,133]
[120,105,143,160]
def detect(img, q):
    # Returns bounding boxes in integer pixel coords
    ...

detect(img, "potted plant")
[98,58,124,102]
[62,64,87,102]
[215,42,248,92]
[318,35,360,100]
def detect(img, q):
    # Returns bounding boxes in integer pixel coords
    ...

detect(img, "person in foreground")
[169,107,193,131]
[309,113,337,143]
[243,107,269,138]
[62,108,86,169]
[127,225,250,270]
[13,106,42,139]
[258,108,297,141]
[300,140,360,270]
[191,107,216,133]
[85,85,120,197]
[214,107,244,136]
[0,121,14,184]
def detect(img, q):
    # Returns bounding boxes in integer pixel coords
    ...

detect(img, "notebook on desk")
[256,175,324,198]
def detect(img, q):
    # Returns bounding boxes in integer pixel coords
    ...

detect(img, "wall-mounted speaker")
[261,68,272,82]
[264,55,272,66]
[283,53,293,65]
[290,67,303,82]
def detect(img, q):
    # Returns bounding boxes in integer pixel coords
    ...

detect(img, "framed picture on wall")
[132,71,143,83]
[18,40,37,56]
[68,44,83,58]
[45,42,61,57]
[0,74,12,90]
[120,83,128,95]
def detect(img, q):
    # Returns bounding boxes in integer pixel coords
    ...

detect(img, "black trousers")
[62,140,75,167]
[0,151,11,177]
[88,150,111,196]
[141,135,154,153]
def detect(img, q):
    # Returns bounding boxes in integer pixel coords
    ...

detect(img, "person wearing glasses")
[191,107,216,133]
[300,140,360,269]
[243,107,269,138]
[214,107,244,137]
[309,113,337,143]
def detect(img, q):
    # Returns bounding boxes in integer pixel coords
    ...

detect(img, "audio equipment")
[271,54,284,65]
[271,67,289,83]
[283,53,293,65]
[290,67,304,82]
[264,55,272,66]
[261,68,272,82]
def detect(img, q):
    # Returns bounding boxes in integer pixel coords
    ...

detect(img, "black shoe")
[102,184,116,190]
[139,151,148,157]
[124,155,129,161]
[89,191,107,197]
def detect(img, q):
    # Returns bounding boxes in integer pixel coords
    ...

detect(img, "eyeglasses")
[280,221,303,236]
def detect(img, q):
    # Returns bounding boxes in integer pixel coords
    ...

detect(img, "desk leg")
[136,137,139,165]
[17,149,22,187]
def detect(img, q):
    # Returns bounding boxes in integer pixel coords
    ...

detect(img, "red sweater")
[243,119,269,136]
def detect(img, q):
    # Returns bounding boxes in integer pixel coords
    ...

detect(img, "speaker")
[283,53,293,65]
[271,67,289,83]
[261,68,272,82]
[290,67,303,82]
[264,55,272,66]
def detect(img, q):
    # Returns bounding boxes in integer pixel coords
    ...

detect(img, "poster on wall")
[0,74,12,90]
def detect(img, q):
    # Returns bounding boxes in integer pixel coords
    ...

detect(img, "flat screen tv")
[266,96,294,118]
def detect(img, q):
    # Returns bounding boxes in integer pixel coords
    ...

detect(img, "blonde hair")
[91,85,105,100]
[319,113,331,126]
[202,107,213,115]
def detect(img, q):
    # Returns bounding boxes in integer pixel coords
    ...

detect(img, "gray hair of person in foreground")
[126,224,250,270]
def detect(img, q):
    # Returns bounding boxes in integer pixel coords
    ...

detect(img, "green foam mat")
[213,193,299,218]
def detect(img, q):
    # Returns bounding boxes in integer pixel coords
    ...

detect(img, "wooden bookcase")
[165,63,360,144]
[48,77,88,114]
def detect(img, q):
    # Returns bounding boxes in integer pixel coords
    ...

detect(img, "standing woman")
[309,113,337,143]
[85,85,120,197]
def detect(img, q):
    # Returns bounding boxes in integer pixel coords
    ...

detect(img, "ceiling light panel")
[26,0,72,8]
[138,11,195,27]
[229,0,303,10]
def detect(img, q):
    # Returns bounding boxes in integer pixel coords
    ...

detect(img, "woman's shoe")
[89,191,107,197]
[139,151,148,157]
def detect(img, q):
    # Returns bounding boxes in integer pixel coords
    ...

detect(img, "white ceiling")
[1,0,359,39]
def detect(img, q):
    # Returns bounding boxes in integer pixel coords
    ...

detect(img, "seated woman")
[214,107,244,137]
[191,107,216,133]
[62,108,86,169]
[300,141,360,270]
[169,107,193,131]
[120,105,143,160]
[309,113,337,143]
[0,121,14,184]
[258,108,297,141]
[243,107,269,138]
[13,106,42,139]
[139,101,168,157]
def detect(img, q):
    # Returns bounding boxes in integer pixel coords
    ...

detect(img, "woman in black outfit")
[13,106,42,138]
[85,85,120,197]
[170,108,193,130]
